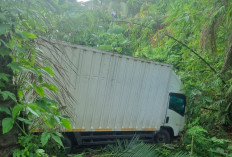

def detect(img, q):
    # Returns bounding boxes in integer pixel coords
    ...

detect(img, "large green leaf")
[2,118,14,134]
[61,118,72,130]
[40,66,54,77]
[55,131,63,137]
[51,134,63,147]
[0,106,11,115]
[43,116,54,128]
[17,90,23,100]
[34,97,58,114]
[33,84,45,97]
[41,83,58,92]
[7,62,26,72]
[40,97,58,105]
[41,132,51,146]
[0,90,17,102]
[17,117,33,125]
[22,32,37,39]
[12,104,25,119]
[35,100,51,113]
[0,73,10,82]
[27,103,41,117]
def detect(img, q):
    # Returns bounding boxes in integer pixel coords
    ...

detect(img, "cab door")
[165,93,186,136]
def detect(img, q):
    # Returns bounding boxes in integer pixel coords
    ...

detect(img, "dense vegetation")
[0,0,232,156]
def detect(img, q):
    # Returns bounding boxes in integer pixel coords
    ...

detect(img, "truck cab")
[164,93,186,136]
[156,71,186,143]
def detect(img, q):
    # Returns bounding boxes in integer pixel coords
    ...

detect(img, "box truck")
[36,38,186,150]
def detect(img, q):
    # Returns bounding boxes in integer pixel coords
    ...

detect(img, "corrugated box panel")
[37,38,173,131]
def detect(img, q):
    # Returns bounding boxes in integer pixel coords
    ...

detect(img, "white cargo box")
[36,38,182,133]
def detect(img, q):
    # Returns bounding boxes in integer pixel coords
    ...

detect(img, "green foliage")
[183,122,232,157]
[74,0,232,156]
[41,132,51,146]
[13,134,49,157]
[2,118,14,134]
[86,137,191,157]
[0,0,231,156]
[0,73,10,82]
[154,0,232,126]
[0,90,17,102]
[0,106,11,115]
[13,132,65,157]
[0,0,73,156]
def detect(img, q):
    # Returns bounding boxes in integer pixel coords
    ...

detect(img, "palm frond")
[35,38,77,117]
[97,136,195,157]
[97,136,161,157]
[118,142,162,157]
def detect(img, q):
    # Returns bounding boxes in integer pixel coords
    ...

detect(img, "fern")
[97,136,192,157]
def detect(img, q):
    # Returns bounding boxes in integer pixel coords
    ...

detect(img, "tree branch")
[102,20,218,74]
[201,107,219,112]
[164,33,217,73]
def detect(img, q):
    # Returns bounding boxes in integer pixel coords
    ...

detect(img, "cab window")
[168,93,186,116]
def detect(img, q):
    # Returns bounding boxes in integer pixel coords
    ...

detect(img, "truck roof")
[39,37,173,69]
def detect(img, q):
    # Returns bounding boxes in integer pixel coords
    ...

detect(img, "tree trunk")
[0,51,19,156]
[221,44,232,123]
[221,44,232,75]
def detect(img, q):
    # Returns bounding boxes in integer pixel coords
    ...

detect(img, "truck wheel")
[62,135,72,154]
[155,130,170,144]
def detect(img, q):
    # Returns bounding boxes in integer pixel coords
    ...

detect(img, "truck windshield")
[168,93,186,116]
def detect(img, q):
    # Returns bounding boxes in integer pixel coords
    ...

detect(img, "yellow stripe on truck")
[95,128,113,131]
[142,128,157,131]
[64,128,157,131]
[120,128,136,131]
[66,129,86,131]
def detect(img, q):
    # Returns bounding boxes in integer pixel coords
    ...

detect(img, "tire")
[155,130,171,144]
[62,135,72,154]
